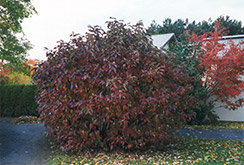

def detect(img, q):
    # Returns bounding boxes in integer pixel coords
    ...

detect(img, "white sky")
[22,0,244,60]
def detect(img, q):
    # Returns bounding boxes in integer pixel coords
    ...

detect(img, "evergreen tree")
[147,16,244,41]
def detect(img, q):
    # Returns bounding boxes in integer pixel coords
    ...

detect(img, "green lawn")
[48,137,244,164]
[184,121,244,130]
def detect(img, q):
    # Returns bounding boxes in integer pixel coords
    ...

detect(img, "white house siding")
[213,36,244,121]
[214,105,244,121]
[214,93,244,122]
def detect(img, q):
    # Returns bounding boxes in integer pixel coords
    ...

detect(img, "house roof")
[151,33,177,48]
[221,34,244,40]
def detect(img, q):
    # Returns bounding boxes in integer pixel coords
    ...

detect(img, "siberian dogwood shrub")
[34,19,196,151]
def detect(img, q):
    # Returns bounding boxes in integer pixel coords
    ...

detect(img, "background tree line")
[147,16,244,41]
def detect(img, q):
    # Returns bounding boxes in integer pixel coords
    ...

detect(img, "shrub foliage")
[7,72,32,85]
[0,74,9,84]
[34,19,197,151]
[168,39,219,125]
[0,85,38,117]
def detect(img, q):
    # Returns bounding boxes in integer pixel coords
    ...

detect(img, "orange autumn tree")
[23,59,40,77]
[187,23,244,110]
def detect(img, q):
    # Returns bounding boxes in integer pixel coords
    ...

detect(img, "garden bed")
[11,116,41,124]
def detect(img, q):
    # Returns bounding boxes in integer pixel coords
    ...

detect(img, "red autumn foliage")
[0,62,10,84]
[34,19,197,151]
[187,23,244,110]
[0,62,9,75]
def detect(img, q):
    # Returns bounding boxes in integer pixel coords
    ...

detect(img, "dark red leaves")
[34,19,196,152]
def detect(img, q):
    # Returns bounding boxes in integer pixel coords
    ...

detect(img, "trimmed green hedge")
[0,85,38,117]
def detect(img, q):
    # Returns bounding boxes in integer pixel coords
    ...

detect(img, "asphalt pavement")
[0,118,50,165]
[178,128,244,140]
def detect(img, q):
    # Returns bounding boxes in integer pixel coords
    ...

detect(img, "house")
[151,33,177,49]
[151,33,244,122]
[213,34,244,122]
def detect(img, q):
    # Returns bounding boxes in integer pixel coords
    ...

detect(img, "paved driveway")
[178,128,244,140]
[0,118,50,165]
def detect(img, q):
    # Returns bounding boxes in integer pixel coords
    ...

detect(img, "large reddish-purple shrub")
[34,19,196,151]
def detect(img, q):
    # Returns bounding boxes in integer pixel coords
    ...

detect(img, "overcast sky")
[22,0,244,60]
